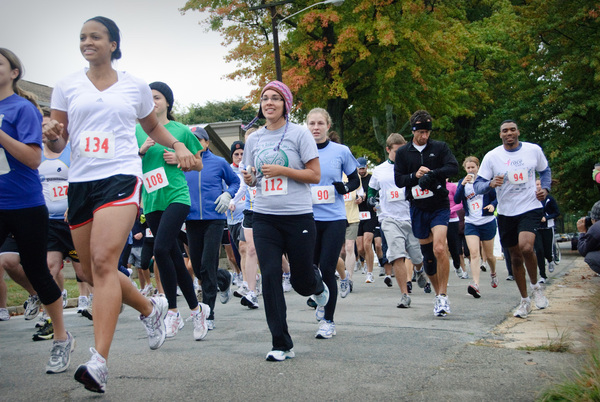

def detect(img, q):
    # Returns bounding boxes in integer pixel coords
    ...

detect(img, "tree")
[176,98,258,125]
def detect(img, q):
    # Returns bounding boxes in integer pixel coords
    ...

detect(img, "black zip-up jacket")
[394,139,458,212]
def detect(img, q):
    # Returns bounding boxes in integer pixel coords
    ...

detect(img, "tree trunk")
[327,97,348,144]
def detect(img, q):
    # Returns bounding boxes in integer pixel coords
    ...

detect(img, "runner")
[0,47,74,373]
[474,120,550,318]
[43,17,196,393]
[136,81,209,340]
[241,80,329,361]
[455,156,498,298]
[307,108,359,338]
[394,110,459,317]
[355,157,378,282]
[368,133,425,308]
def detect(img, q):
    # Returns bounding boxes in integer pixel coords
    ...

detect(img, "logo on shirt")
[255,148,289,175]
[96,98,103,103]
[505,158,525,168]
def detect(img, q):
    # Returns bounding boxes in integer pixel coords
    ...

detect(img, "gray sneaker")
[397,293,411,308]
[140,296,168,350]
[74,347,108,393]
[46,331,75,374]
[313,282,329,307]
[61,289,68,309]
[192,303,210,341]
[514,299,532,318]
[531,286,549,309]
[219,272,233,304]
[0,307,10,321]
[415,269,427,288]
[548,261,555,273]
[23,294,41,320]
[241,293,259,309]
[339,278,350,298]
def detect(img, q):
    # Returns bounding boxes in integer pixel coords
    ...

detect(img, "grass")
[537,288,600,401]
[6,278,88,308]
[518,327,573,353]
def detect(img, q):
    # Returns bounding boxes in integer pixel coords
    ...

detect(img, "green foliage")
[182,0,600,214]
[176,98,257,125]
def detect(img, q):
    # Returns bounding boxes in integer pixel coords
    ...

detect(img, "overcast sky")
[1,0,255,112]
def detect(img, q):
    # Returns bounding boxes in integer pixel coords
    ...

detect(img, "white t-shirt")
[369,160,411,222]
[51,69,154,182]
[242,122,319,215]
[478,142,548,216]
[463,182,495,225]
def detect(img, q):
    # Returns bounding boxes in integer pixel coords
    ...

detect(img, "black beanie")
[149,81,174,114]
[230,141,244,157]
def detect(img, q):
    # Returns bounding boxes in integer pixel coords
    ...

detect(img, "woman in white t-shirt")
[454,156,498,298]
[43,16,195,394]
[241,81,329,362]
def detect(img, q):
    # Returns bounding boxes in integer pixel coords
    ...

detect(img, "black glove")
[418,171,437,191]
[367,197,378,208]
[332,181,349,195]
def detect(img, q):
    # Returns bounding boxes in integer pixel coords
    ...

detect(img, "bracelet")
[171,140,182,148]
[138,151,145,157]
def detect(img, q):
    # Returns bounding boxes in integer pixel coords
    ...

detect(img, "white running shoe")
[139,296,168,350]
[315,320,336,339]
[141,284,154,298]
[77,296,88,314]
[514,299,532,318]
[266,349,295,361]
[0,308,10,321]
[340,278,350,298]
[234,283,249,298]
[74,347,108,393]
[548,261,555,273]
[165,311,184,338]
[491,273,499,288]
[23,294,41,320]
[46,331,75,374]
[531,285,549,309]
[241,292,259,309]
[313,283,329,307]
[397,293,411,308]
[315,306,325,322]
[365,272,374,283]
[61,289,68,308]
[192,303,210,341]
[282,273,292,292]
[433,295,451,317]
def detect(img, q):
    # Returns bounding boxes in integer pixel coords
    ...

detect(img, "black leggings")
[446,221,461,269]
[314,220,346,322]
[535,227,554,278]
[0,206,61,305]
[140,238,154,271]
[253,212,323,351]
[146,203,197,310]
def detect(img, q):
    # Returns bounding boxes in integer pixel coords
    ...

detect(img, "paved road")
[0,245,583,401]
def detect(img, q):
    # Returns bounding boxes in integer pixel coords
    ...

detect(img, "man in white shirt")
[474,120,550,318]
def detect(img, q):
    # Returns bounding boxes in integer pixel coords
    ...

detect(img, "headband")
[412,121,432,131]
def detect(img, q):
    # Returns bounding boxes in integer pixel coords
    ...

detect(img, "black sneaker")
[480,265,487,272]
[424,283,432,294]
[306,297,317,309]
[33,319,54,341]
[407,281,412,294]
[384,276,392,287]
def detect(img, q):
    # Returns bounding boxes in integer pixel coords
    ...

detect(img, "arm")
[545,196,560,220]
[333,169,360,194]
[432,143,459,179]
[394,147,419,189]
[260,157,321,184]
[577,223,600,257]
[0,130,42,169]
[223,164,241,197]
[43,110,69,154]
[474,175,494,194]
[454,180,466,204]
[139,113,195,170]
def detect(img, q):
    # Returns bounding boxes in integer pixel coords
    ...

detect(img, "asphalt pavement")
[0,244,584,401]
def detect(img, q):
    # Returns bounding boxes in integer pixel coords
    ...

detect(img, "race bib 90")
[311,185,335,205]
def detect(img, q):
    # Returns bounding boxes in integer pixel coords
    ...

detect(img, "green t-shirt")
[135,121,203,213]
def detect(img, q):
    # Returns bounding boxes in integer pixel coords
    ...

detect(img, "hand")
[367,197,378,208]
[214,192,232,214]
[261,164,285,178]
[140,137,155,154]
[332,181,349,195]
[462,174,475,185]
[536,188,548,202]
[174,142,195,171]
[484,204,495,213]
[415,166,430,179]
[134,232,143,240]
[42,119,64,142]
[355,195,362,205]
[541,216,546,222]
[242,167,256,186]
[490,175,504,188]
[162,149,177,165]
[228,203,236,212]
[577,217,587,233]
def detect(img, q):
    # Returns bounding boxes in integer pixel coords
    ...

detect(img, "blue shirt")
[185,149,240,221]
[0,94,44,209]
[311,141,358,221]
